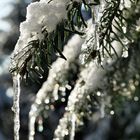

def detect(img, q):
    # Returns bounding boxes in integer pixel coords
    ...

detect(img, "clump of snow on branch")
[29,0,128,138]
[54,30,123,140]
[29,34,84,140]
[14,0,69,52]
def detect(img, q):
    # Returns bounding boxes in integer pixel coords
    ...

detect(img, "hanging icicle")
[29,104,38,140]
[70,113,76,140]
[8,0,139,139]
[12,73,21,140]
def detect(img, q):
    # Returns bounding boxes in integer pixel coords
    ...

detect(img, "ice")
[12,74,21,140]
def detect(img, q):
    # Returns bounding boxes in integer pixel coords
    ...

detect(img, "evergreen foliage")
[9,0,140,140]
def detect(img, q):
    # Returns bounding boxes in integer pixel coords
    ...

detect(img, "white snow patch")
[15,0,69,52]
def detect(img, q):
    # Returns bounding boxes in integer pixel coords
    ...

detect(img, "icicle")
[70,113,76,140]
[29,104,38,140]
[54,31,124,140]
[100,98,105,118]
[12,73,21,140]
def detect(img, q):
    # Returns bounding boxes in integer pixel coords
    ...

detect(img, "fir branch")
[10,0,91,83]
[98,0,121,53]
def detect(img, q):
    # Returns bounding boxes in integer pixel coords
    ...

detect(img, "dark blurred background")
[0,0,31,139]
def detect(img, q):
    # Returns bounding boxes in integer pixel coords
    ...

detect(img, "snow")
[12,1,78,140]
[54,38,123,140]
[25,0,67,33]
[29,33,84,140]
[15,0,69,52]
[54,1,125,138]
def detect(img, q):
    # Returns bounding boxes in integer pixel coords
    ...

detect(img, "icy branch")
[29,34,84,140]
[54,39,123,140]
[10,0,136,140]
[10,0,78,75]
[53,0,126,138]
